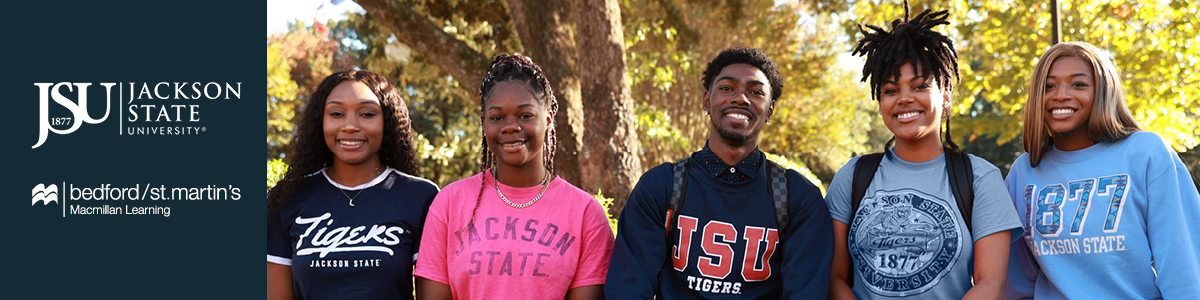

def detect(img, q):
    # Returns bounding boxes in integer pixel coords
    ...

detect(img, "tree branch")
[655,0,700,47]
[355,0,489,103]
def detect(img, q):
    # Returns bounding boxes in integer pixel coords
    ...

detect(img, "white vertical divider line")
[119,82,123,135]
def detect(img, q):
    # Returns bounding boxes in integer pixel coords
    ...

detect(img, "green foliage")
[267,44,299,157]
[764,63,886,182]
[337,8,522,187]
[636,102,693,165]
[266,20,360,159]
[764,152,827,195]
[266,7,524,187]
[267,159,288,190]
[843,0,1200,167]
[267,0,1199,194]
[623,0,878,186]
[592,190,620,236]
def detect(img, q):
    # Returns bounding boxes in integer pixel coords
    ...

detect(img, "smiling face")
[484,81,550,170]
[878,62,949,147]
[703,63,775,144]
[323,81,384,169]
[1042,56,1096,150]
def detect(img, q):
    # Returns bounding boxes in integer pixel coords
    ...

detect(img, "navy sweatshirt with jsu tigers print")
[606,151,834,299]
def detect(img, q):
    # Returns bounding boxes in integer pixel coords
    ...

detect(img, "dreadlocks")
[852,0,962,151]
[463,53,559,232]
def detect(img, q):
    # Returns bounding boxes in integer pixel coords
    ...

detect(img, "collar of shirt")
[693,143,764,183]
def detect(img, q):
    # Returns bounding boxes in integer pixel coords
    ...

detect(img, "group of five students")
[267,2,1200,299]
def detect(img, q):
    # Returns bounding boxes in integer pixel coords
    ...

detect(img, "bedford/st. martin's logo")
[32,183,60,205]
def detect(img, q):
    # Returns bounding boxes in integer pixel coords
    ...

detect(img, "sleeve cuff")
[972,224,1022,243]
[569,277,607,290]
[267,254,292,266]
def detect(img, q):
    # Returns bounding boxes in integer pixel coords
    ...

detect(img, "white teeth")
[502,142,524,147]
[339,140,363,146]
[897,112,920,119]
[727,113,749,120]
[1051,108,1076,115]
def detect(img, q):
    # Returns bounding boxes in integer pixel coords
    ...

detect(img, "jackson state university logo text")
[32,82,241,149]
[848,189,962,297]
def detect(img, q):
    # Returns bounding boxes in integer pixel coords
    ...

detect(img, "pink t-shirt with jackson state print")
[414,171,614,300]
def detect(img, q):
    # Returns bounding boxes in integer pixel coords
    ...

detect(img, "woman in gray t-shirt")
[825,2,1023,299]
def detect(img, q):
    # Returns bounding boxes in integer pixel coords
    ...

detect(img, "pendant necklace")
[493,168,550,209]
[339,188,364,207]
[334,167,383,207]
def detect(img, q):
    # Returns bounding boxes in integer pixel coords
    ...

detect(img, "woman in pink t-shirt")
[414,53,614,300]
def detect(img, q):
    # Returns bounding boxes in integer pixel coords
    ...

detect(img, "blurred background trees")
[267,0,1200,213]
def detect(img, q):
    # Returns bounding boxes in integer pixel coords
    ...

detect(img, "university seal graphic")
[848,189,962,297]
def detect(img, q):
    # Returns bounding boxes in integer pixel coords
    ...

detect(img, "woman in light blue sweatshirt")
[1004,41,1200,299]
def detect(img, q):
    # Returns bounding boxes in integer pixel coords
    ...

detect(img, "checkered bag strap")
[665,158,690,237]
[767,160,789,237]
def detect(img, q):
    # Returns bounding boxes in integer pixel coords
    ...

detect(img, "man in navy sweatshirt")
[606,47,834,299]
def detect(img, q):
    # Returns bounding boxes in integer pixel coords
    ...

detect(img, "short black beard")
[711,117,753,143]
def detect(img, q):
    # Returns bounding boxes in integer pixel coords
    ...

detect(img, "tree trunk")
[505,0,584,186]
[355,0,644,214]
[573,0,642,217]
[355,0,489,103]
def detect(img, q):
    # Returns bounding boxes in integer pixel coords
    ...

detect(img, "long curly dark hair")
[462,53,559,232]
[852,0,962,152]
[267,70,418,220]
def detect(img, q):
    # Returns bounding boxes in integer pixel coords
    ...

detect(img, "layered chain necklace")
[493,168,550,209]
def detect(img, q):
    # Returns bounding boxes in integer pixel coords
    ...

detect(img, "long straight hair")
[1023,42,1141,167]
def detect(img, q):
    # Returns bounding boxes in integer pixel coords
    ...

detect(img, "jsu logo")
[33,82,114,149]
[671,215,780,295]
[32,183,59,205]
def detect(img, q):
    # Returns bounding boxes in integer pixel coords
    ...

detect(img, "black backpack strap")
[846,152,883,289]
[665,158,690,238]
[766,160,789,238]
[944,147,975,237]
[849,153,885,227]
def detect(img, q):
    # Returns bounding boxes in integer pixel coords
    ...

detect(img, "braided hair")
[267,70,417,220]
[851,0,962,151]
[463,53,559,232]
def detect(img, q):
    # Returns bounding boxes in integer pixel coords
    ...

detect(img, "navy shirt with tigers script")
[267,168,438,299]
[606,149,834,299]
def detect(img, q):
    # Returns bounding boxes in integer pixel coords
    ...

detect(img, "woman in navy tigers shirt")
[267,70,438,299]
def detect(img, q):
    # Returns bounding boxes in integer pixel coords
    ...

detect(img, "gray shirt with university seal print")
[825,151,1022,299]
